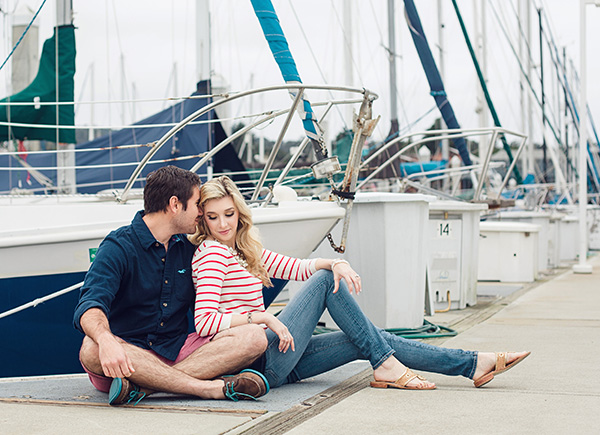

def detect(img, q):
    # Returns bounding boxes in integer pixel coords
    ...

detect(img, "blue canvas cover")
[403,0,472,166]
[0,80,249,193]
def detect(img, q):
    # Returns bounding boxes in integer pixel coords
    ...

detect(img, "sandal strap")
[395,369,419,388]
[495,352,507,371]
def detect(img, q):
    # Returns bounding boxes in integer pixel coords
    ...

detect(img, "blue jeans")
[263,270,478,388]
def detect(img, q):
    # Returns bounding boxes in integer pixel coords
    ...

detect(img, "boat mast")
[196,0,213,177]
[11,5,39,95]
[573,0,593,274]
[519,0,535,177]
[387,0,398,135]
[473,0,488,162]
[56,0,75,194]
[344,2,354,124]
[437,0,450,171]
[10,3,39,160]
[195,0,211,86]
[538,8,548,182]
[526,0,534,177]
[563,47,570,183]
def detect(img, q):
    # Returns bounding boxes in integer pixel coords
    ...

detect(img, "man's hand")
[80,308,135,378]
[97,333,135,378]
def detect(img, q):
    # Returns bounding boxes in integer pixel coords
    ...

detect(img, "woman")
[190,176,529,390]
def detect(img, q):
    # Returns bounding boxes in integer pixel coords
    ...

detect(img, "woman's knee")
[313,269,333,280]
[311,269,336,290]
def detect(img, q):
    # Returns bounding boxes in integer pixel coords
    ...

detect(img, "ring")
[355,275,360,278]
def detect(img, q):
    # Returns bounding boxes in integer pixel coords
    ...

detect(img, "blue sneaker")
[222,369,270,401]
[108,378,146,406]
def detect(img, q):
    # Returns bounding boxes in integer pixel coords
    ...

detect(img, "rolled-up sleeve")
[73,236,127,332]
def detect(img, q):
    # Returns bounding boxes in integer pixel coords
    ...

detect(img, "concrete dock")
[1,255,599,434]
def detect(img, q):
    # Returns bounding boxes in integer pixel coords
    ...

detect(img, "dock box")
[478,221,540,282]
[428,200,488,310]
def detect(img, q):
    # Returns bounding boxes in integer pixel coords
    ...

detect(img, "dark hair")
[143,166,201,213]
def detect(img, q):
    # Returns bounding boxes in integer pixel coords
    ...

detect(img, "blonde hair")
[189,176,272,287]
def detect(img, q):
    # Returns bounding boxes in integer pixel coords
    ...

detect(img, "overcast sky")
[1,0,599,148]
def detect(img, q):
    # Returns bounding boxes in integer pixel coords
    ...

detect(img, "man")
[73,166,268,405]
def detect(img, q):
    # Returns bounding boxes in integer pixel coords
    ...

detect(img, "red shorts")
[83,332,213,393]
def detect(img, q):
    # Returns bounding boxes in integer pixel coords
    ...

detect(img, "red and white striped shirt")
[192,240,317,337]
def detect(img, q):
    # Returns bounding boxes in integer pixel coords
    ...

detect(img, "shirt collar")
[132,210,186,250]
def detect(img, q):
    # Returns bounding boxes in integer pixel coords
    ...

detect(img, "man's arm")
[80,307,135,379]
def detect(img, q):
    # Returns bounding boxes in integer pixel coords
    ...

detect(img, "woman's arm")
[192,245,232,336]
[262,249,317,281]
[314,258,362,294]
[261,249,361,294]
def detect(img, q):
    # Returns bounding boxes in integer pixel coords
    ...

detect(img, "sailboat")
[0,0,379,377]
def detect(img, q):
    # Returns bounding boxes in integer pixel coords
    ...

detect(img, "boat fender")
[273,185,298,202]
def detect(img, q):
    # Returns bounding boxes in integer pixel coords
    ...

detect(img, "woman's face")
[203,195,239,248]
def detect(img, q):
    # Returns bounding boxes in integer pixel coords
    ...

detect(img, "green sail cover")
[0,24,76,143]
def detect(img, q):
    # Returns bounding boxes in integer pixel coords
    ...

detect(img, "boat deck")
[1,256,599,434]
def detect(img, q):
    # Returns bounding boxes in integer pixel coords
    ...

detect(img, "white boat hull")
[0,197,344,280]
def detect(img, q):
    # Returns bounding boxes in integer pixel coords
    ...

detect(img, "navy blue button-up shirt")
[73,211,197,361]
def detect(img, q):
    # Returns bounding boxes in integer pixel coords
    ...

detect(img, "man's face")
[174,186,201,234]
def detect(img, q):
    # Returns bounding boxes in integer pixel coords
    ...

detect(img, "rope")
[0,281,83,320]
[0,116,229,131]
[0,152,207,172]
[487,0,576,175]
[451,0,522,183]
[286,0,348,132]
[0,94,219,106]
[361,105,438,158]
[0,0,48,73]
[0,142,153,156]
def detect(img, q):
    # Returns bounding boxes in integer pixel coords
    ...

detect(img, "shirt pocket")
[173,268,195,304]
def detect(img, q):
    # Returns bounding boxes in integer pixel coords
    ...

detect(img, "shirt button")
[164,279,168,284]
[161,258,165,263]
[163,302,168,307]
[155,242,160,247]
[149,341,153,346]
[160,322,164,327]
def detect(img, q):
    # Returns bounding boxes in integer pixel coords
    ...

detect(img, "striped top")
[192,240,317,337]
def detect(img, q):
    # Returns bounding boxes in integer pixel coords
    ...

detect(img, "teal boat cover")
[0,25,76,143]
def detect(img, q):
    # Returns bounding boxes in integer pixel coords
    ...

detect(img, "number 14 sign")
[433,220,455,239]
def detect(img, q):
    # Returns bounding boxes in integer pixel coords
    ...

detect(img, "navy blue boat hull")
[0,272,86,378]
[1,273,289,378]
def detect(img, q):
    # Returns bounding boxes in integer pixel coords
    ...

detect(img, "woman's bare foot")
[373,356,435,389]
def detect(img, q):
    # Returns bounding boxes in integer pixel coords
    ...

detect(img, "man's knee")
[233,324,268,356]
[79,336,102,374]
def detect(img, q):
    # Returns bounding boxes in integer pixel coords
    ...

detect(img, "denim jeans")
[263,270,478,387]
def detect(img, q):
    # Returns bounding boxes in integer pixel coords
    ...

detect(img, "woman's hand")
[332,260,362,294]
[260,312,295,353]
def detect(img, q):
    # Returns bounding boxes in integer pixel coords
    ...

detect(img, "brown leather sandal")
[370,368,436,390]
[473,351,531,388]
